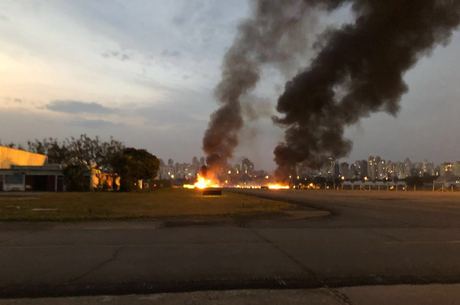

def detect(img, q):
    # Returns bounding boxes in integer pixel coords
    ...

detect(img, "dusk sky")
[1,0,460,170]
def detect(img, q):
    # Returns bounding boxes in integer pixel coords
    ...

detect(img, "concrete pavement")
[1,190,460,298]
[2,285,460,305]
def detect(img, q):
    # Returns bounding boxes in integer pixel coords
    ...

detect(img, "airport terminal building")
[0,146,64,192]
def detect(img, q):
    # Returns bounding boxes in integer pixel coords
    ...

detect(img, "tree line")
[1,135,159,191]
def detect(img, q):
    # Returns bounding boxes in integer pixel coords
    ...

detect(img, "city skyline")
[159,153,460,181]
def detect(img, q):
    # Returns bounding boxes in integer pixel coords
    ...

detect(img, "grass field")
[0,188,292,221]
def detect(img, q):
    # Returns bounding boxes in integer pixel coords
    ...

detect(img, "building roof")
[0,165,63,176]
[0,146,47,169]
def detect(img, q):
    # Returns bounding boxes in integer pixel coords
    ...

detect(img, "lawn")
[0,188,292,221]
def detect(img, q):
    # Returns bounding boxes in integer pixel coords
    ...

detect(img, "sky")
[0,0,460,170]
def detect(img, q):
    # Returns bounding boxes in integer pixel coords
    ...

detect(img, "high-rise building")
[339,162,351,179]
[422,160,435,176]
[377,158,387,180]
[453,161,460,177]
[350,160,368,179]
[368,156,380,180]
[320,157,338,178]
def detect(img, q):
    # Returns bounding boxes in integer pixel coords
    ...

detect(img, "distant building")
[350,160,368,179]
[0,146,64,192]
[440,162,454,176]
[403,158,412,178]
[339,162,351,179]
[368,156,381,180]
[320,157,338,179]
[453,161,460,177]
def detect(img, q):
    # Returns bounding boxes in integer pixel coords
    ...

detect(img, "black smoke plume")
[202,0,331,172]
[274,0,460,178]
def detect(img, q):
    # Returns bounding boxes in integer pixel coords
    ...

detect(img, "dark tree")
[28,135,124,169]
[111,148,160,191]
[28,138,70,164]
[63,164,90,191]
[0,141,25,150]
[64,134,124,170]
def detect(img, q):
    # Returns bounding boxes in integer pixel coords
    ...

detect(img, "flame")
[183,173,289,190]
[183,174,220,190]
[267,183,290,190]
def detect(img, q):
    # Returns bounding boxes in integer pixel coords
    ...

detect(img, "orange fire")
[183,174,220,190]
[267,183,290,190]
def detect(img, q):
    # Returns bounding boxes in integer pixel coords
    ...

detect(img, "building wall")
[0,146,46,169]
[3,173,25,191]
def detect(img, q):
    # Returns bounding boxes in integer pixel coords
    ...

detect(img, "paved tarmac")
[1,190,460,298]
[3,284,460,305]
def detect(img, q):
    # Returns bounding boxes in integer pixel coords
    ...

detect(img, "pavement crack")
[249,228,354,305]
[66,246,123,284]
[249,228,317,278]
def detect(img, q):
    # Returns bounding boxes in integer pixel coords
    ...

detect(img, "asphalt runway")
[1,190,460,298]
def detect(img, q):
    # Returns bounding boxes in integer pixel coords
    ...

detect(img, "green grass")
[0,188,292,221]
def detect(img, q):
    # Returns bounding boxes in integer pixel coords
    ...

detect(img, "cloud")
[71,119,121,129]
[101,50,131,61]
[130,102,204,128]
[161,49,181,58]
[2,97,23,104]
[47,100,114,114]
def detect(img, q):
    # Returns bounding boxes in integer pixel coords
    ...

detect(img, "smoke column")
[202,0,336,172]
[274,0,460,178]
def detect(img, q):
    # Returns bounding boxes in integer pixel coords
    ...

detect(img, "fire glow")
[183,166,289,190]
[184,178,289,190]
[183,174,221,190]
[267,183,290,190]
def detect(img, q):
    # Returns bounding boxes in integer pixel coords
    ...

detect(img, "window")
[5,174,24,185]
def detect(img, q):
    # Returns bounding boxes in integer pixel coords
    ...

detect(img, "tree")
[28,135,124,169]
[63,164,90,191]
[28,135,125,191]
[111,148,160,191]
[64,135,124,170]
[28,138,70,164]
[0,141,25,150]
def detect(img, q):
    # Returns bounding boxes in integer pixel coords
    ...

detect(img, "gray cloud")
[131,101,206,128]
[47,100,114,114]
[161,49,181,58]
[71,119,121,129]
[101,50,131,61]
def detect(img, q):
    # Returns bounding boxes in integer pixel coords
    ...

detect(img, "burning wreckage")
[183,166,290,195]
[183,166,223,195]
